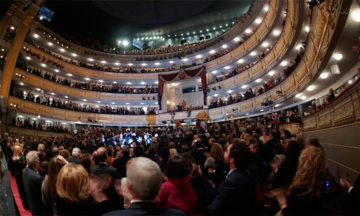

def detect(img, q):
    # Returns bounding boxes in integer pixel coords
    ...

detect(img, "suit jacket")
[113,155,130,178]
[91,163,120,180]
[103,202,185,216]
[343,174,360,215]
[23,167,52,216]
[206,169,255,215]
[66,156,80,164]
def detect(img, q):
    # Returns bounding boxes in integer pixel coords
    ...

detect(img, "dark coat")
[103,202,185,216]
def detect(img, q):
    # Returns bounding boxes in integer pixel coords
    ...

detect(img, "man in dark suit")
[66,147,81,164]
[103,157,185,216]
[91,147,119,181]
[206,143,256,215]
[113,145,131,178]
[341,174,360,215]
[23,151,52,216]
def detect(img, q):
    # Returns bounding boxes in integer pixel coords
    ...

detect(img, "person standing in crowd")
[67,147,81,164]
[206,143,256,215]
[267,146,327,215]
[12,145,29,209]
[157,156,197,215]
[340,173,360,215]
[23,151,52,216]
[103,157,185,216]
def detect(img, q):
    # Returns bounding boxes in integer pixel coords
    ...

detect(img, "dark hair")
[308,138,322,148]
[165,156,189,179]
[283,130,292,139]
[230,143,250,171]
[274,144,284,155]
[148,147,156,156]
[285,140,301,158]
[134,146,144,157]
[43,158,64,207]
[180,152,193,175]
[80,153,92,173]
[159,147,170,162]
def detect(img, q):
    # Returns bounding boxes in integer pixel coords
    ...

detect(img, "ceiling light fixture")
[333,53,343,60]
[353,10,360,22]
[212,70,217,74]
[245,29,252,34]
[250,51,256,56]
[296,93,302,98]
[255,18,262,24]
[222,44,228,49]
[306,85,315,91]
[320,72,329,79]
[237,59,244,63]
[255,79,262,83]
[273,30,281,36]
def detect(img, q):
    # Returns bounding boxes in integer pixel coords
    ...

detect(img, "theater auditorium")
[0,0,360,215]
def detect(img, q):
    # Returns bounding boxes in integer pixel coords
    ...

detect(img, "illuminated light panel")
[281,61,288,66]
[268,71,275,76]
[262,42,269,47]
[264,5,269,11]
[60,48,65,52]
[20,82,24,86]
[83,99,87,102]
[182,58,188,62]
[306,85,315,91]
[88,58,94,62]
[227,90,233,93]
[41,63,47,67]
[245,28,252,34]
[195,55,202,59]
[224,66,231,69]
[140,82,146,85]
[305,26,310,32]
[301,96,307,100]
[26,56,31,60]
[99,80,104,83]
[72,53,77,57]
[237,59,244,63]
[222,44,228,49]
[273,30,281,36]
[169,61,174,64]
[126,82,132,85]
[54,69,59,72]
[295,93,302,98]
[48,42,53,46]
[128,63,133,66]
[250,51,257,56]
[114,62,120,66]
[209,50,216,54]
[85,77,90,81]
[154,62,160,65]
[255,79,262,83]
[212,70,218,74]
[234,37,240,42]
[275,104,280,107]
[320,72,329,79]
[255,18,262,24]
[67,73,73,77]
[101,60,107,64]
[333,53,343,60]
[242,85,247,89]
[353,10,360,22]
[33,34,39,38]
[214,94,219,97]
[141,63,147,66]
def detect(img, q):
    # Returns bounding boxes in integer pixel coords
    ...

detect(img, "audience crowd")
[23,66,158,94]
[13,89,158,115]
[2,111,359,216]
[209,42,304,108]
[11,117,70,133]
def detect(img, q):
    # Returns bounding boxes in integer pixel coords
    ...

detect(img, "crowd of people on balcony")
[33,2,256,58]
[2,105,359,216]
[24,66,158,94]
[13,89,158,115]
[209,43,305,108]
[11,117,70,133]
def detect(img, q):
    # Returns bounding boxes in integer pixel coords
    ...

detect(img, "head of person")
[224,141,250,172]
[37,143,45,153]
[80,153,92,173]
[269,129,278,140]
[97,147,108,163]
[210,143,224,161]
[134,145,144,157]
[291,146,326,198]
[284,140,301,158]
[26,150,40,170]
[169,148,178,158]
[204,157,216,170]
[60,149,70,158]
[56,164,89,204]
[122,145,130,157]
[208,138,215,146]
[165,156,190,179]
[126,157,162,201]
[52,147,59,157]
[159,146,170,162]
[249,143,258,154]
[329,88,334,94]
[72,147,81,158]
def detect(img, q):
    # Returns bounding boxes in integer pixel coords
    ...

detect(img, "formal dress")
[206,169,256,215]
[23,166,52,216]
[103,201,185,216]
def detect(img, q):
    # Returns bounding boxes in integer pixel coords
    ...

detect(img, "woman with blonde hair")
[12,145,29,209]
[268,146,327,215]
[55,163,121,215]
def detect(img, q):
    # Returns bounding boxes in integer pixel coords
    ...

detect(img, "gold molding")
[322,142,360,150]
[326,157,360,174]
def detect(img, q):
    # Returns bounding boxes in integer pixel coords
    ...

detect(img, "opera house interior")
[1,0,360,215]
